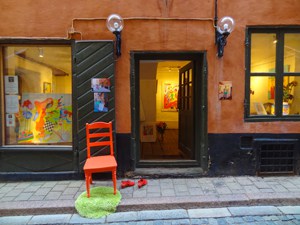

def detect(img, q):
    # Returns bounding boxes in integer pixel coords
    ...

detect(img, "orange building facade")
[0,0,299,179]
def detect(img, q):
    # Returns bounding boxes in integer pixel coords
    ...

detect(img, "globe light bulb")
[223,24,229,32]
[106,14,124,32]
[114,22,119,29]
[217,16,235,34]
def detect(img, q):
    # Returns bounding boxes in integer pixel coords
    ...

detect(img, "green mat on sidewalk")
[75,186,122,219]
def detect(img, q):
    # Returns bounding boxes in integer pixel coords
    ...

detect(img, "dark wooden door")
[74,41,115,171]
[178,62,194,159]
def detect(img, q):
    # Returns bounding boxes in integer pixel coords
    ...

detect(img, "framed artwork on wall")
[94,92,109,112]
[140,122,156,142]
[43,82,51,93]
[162,82,178,111]
[218,81,232,100]
[91,78,111,93]
[268,77,275,100]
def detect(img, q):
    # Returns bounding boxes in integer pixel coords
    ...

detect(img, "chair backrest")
[85,121,114,158]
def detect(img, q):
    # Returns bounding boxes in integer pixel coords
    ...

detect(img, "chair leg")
[89,175,93,184]
[85,172,91,198]
[112,169,117,195]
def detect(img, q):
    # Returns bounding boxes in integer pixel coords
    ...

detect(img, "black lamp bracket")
[113,31,122,57]
[216,30,229,58]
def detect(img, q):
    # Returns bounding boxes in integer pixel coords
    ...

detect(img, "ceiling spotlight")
[38,48,44,58]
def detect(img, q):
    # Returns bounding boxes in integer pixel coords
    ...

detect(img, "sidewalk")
[1,176,300,216]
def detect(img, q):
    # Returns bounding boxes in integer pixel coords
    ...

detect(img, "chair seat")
[84,155,117,172]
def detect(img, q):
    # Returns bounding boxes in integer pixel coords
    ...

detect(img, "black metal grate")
[257,141,296,175]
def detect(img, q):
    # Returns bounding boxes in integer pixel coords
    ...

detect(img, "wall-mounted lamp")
[215,16,235,58]
[106,14,124,57]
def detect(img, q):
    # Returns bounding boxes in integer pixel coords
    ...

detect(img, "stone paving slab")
[137,209,188,220]
[228,206,281,216]
[106,211,138,223]
[70,214,105,224]
[0,216,32,225]
[27,214,71,225]
[188,208,231,218]
[278,206,300,214]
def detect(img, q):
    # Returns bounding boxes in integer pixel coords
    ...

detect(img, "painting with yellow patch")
[18,93,72,144]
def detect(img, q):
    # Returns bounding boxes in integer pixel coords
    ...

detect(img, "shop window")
[246,28,300,121]
[1,45,72,145]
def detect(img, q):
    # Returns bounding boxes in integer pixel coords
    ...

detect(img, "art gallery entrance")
[130,52,208,169]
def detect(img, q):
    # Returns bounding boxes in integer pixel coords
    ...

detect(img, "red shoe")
[138,178,147,188]
[121,180,135,189]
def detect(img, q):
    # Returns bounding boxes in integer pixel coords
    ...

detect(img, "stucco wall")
[1,0,300,134]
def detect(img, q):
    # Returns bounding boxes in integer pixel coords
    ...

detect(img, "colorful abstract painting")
[162,82,178,111]
[18,93,72,144]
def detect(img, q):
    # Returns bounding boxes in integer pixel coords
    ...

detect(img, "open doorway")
[131,51,207,169]
[139,60,191,160]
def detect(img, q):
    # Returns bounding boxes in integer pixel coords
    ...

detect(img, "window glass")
[251,33,276,73]
[283,76,300,115]
[2,45,72,145]
[250,76,275,116]
[284,34,300,73]
[247,28,300,120]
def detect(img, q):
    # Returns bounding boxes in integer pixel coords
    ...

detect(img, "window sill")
[0,146,73,152]
[245,116,300,122]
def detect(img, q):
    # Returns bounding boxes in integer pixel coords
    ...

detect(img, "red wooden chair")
[83,121,117,198]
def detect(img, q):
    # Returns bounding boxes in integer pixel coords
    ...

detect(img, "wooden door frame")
[130,51,208,170]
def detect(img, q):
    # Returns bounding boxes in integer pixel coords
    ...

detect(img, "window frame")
[0,39,75,149]
[245,26,300,122]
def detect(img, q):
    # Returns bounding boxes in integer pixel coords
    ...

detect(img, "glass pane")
[283,76,300,115]
[251,33,276,73]
[250,76,275,115]
[284,34,300,72]
[2,45,72,145]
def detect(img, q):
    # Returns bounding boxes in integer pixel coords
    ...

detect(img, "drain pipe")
[214,0,218,43]
[214,0,218,27]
